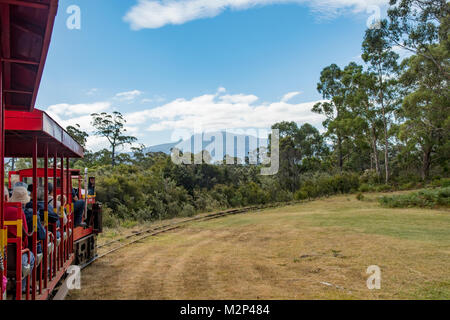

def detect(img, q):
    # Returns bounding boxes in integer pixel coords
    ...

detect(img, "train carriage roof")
[5,109,84,158]
[1,0,59,112]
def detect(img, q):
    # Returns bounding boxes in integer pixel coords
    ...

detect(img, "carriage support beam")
[32,135,37,300]
[53,152,57,273]
[60,156,64,266]
[43,143,48,289]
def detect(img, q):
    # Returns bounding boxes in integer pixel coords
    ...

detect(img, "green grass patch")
[305,210,450,243]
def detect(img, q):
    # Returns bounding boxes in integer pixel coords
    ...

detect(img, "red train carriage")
[0,0,101,300]
[8,166,102,267]
[2,109,102,300]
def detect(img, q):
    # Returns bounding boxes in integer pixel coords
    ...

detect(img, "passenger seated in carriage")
[5,186,36,292]
[56,195,68,226]
[35,187,61,240]
[71,189,87,228]
[11,185,46,253]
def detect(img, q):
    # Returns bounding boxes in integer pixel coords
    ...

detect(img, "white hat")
[10,186,30,205]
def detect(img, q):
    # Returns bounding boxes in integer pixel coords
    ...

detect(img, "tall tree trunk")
[370,153,374,170]
[11,157,15,171]
[370,125,381,179]
[112,145,116,167]
[421,147,432,181]
[378,67,389,184]
[337,134,343,172]
[382,109,389,184]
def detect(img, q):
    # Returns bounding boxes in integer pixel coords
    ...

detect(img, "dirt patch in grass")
[69,194,449,300]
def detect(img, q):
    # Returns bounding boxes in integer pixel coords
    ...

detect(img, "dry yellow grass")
[69,194,449,300]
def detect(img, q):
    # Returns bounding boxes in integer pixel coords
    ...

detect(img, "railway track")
[81,203,281,270]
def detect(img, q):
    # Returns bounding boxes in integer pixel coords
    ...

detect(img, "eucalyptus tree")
[91,111,137,167]
[313,64,352,172]
[397,47,449,179]
[383,0,449,179]
[272,121,302,192]
[67,124,89,149]
[362,28,401,183]
[341,63,383,179]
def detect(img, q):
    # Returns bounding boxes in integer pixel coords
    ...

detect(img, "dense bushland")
[85,152,448,228]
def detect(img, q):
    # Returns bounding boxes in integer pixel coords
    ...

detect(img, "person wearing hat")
[11,186,46,253]
[7,186,37,293]
[13,181,28,190]
[4,186,28,248]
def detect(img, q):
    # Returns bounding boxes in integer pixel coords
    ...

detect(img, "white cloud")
[219,93,259,104]
[124,0,388,30]
[44,91,148,152]
[47,102,111,117]
[140,95,166,104]
[281,91,301,102]
[125,89,326,132]
[115,90,143,102]
[44,89,326,152]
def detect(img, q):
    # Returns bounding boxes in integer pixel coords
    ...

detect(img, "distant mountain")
[143,131,268,162]
[145,140,182,154]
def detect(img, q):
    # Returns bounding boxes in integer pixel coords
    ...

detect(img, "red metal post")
[43,143,48,289]
[53,152,57,273]
[60,156,64,266]
[32,135,38,300]
[66,156,70,258]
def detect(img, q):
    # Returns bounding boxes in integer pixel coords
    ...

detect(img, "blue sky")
[36,0,389,151]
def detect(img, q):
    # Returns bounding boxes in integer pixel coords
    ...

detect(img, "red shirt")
[5,206,28,248]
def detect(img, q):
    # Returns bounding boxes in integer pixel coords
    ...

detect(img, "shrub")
[295,172,361,200]
[442,178,450,188]
[356,193,364,201]
[379,187,450,208]
[237,182,268,205]
[399,182,417,191]
[360,169,380,185]
[359,183,371,192]
[181,203,196,217]
[301,183,319,199]
[294,190,308,200]
[429,178,450,188]
[375,184,392,192]
[102,206,120,228]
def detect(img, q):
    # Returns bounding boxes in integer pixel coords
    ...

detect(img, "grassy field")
[69,193,450,300]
